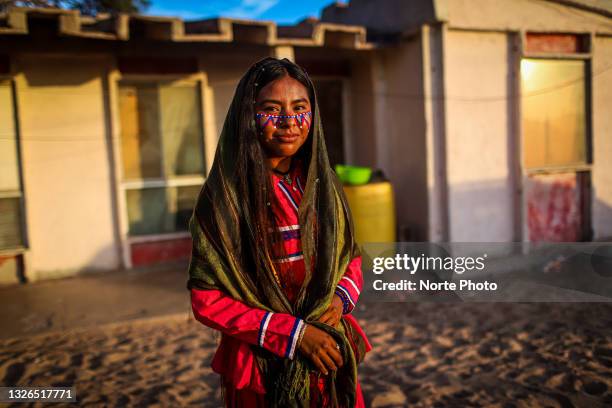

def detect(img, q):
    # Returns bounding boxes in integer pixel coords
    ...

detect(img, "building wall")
[422,24,450,242]
[322,0,612,244]
[346,54,378,168]
[444,30,516,242]
[371,35,430,240]
[15,55,120,280]
[446,0,612,33]
[592,36,612,239]
[9,50,312,281]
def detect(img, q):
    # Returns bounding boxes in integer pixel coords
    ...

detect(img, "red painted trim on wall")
[525,33,587,53]
[526,172,583,242]
[130,237,191,267]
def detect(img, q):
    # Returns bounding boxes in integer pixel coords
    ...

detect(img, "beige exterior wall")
[592,36,612,240]
[323,0,612,243]
[446,0,612,34]
[369,36,429,240]
[15,55,120,280]
[445,30,516,242]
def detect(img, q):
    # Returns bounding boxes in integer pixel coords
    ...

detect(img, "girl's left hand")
[317,294,344,327]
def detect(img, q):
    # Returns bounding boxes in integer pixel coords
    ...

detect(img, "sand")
[358,303,611,408]
[1,303,611,407]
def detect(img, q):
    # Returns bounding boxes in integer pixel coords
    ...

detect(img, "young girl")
[187,57,371,407]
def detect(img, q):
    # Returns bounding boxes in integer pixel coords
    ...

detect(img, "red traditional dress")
[190,162,371,407]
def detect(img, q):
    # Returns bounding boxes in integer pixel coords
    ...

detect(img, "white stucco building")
[0,0,610,283]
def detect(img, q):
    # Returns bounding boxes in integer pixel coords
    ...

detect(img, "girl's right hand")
[297,324,344,375]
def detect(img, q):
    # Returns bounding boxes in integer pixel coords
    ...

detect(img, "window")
[520,35,592,241]
[0,80,25,251]
[520,58,588,170]
[118,80,205,237]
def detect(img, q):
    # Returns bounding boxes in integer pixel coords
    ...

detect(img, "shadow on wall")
[593,188,612,241]
[20,58,103,87]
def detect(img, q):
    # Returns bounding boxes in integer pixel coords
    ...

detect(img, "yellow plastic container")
[343,182,396,243]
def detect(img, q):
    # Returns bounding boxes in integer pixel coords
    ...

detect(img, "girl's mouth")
[275,133,299,143]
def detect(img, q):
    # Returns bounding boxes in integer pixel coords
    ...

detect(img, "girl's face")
[255,75,312,161]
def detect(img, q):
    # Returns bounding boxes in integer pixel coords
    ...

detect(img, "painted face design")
[256,111,312,130]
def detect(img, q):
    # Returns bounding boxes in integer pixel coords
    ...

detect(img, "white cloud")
[224,0,280,19]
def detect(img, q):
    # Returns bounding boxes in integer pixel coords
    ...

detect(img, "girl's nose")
[276,112,310,129]
[277,114,296,128]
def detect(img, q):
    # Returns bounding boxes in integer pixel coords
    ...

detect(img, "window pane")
[126,188,165,236]
[118,84,163,179]
[159,84,205,176]
[0,83,20,192]
[126,185,200,236]
[521,59,587,169]
[0,197,24,249]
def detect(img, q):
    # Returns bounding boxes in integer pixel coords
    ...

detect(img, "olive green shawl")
[187,63,362,407]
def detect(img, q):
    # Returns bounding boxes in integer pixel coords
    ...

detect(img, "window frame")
[519,32,593,175]
[109,72,207,268]
[0,77,28,256]
[517,31,594,242]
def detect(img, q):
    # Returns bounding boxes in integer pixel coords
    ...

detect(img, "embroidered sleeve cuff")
[258,313,305,360]
[340,275,361,298]
[257,311,274,347]
[285,319,306,360]
[334,286,355,314]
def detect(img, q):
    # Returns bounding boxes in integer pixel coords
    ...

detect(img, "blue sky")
[147,0,345,24]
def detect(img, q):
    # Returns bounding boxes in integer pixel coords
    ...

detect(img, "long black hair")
[229,57,317,287]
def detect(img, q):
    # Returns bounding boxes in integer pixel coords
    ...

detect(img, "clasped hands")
[296,294,344,375]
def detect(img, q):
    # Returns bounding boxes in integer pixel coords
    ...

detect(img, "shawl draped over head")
[187,57,365,407]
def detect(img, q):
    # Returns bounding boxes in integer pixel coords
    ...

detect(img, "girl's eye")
[294,105,306,111]
[263,106,280,113]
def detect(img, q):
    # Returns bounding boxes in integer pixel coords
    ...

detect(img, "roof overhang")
[0,7,374,50]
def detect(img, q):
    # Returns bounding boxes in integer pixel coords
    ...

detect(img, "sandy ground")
[0,265,191,341]
[1,302,611,407]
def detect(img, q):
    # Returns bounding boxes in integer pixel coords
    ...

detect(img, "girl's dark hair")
[228,57,316,284]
